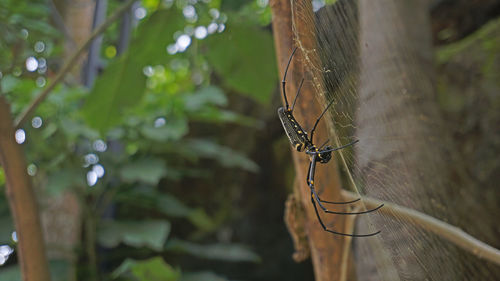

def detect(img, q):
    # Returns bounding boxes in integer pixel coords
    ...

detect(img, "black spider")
[278,47,383,237]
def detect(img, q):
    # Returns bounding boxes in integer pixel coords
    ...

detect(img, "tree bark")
[41,0,94,279]
[271,1,352,280]
[0,96,51,281]
[354,0,474,280]
[53,0,94,81]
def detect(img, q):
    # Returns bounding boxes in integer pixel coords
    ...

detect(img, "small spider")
[278,47,383,237]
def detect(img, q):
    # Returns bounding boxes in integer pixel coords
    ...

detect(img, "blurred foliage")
[436,17,500,243]
[0,0,276,280]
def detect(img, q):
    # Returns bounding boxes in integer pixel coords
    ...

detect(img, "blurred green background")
[1,0,499,280]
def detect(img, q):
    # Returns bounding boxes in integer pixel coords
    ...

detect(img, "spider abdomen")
[278,107,310,152]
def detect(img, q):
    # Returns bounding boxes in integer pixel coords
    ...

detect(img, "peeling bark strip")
[0,96,51,281]
[270,1,351,280]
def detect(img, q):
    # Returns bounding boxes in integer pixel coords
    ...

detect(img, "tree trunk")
[0,96,51,281]
[271,1,353,280]
[354,0,485,280]
[42,0,95,279]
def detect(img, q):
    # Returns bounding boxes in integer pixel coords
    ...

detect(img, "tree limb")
[0,96,51,281]
[271,1,350,280]
[341,190,500,267]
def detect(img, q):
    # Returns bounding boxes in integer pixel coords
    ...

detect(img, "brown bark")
[39,0,94,278]
[271,1,351,280]
[0,96,51,281]
[54,0,95,81]
[354,0,480,280]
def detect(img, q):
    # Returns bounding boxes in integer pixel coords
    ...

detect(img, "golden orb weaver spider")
[278,47,383,237]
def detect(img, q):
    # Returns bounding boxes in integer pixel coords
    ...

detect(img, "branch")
[271,1,349,280]
[14,0,135,129]
[341,190,500,266]
[0,96,51,281]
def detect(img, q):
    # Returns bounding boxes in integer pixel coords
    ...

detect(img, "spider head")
[317,146,333,163]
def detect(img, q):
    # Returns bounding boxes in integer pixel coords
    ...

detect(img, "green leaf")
[98,220,170,251]
[190,108,260,127]
[155,193,193,217]
[0,216,14,244]
[46,169,86,195]
[0,75,20,94]
[112,257,180,281]
[186,139,259,172]
[82,54,147,132]
[183,86,227,111]
[186,208,216,232]
[119,158,168,185]
[115,190,216,231]
[0,261,71,281]
[83,9,184,132]
[180,271,228,281]
[60,119,99,140]
[165,239,260,263]
[0,168,4,187]
[140,118,188,142]
[0,265,20,281]
[204,20,277,104]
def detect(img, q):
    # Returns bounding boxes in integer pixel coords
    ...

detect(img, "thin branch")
[341,190,500,266]
[0,96,52,281]
[14,0,135,129]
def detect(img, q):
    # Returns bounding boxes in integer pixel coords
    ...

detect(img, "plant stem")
[341,190,500,266]
[0,96,52,281]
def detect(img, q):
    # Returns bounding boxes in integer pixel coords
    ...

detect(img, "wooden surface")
[0,96,51,281]
[270,1,351,280]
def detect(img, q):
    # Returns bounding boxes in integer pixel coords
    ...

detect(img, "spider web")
[290,0,498,280]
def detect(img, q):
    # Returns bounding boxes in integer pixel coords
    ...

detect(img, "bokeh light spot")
[154,117,166,128]
[143,65,154,77]
[26,56,38,72]
[93,139,107,152]
[105,45,117,58]
[36,77,46,87]
[176,35,191,52]
[84,153,99,167]
[194,26,208,39]
[92,164,105,178]
[34,41,45,53]
[207,23,218,34]
[15,129,26,144]
[27,163,37,176]
[134,7,147,20]
[87,171,98,186]
[32,116,43,128]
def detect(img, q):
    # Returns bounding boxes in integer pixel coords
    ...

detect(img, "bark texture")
[0,96,51,281]
[42,0,94,277]
[271,1,352,280]
[354,0,489,280]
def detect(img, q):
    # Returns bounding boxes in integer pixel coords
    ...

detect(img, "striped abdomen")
[278,107,310,152]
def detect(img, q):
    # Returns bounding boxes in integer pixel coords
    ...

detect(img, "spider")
[278,47,383,237]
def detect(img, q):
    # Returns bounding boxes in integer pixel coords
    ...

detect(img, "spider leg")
[307,155,383,213]
[310,99,335,142]
[290,78,304,112]
[318,139,330,150]
[307,155,361,205]
[321,198,361,204]
[306,139,359,155]
[310,191,381,237]
[311,187,384,215]
[282,47,298,110]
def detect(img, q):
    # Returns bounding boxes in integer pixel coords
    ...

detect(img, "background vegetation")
[0,0,499,280]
